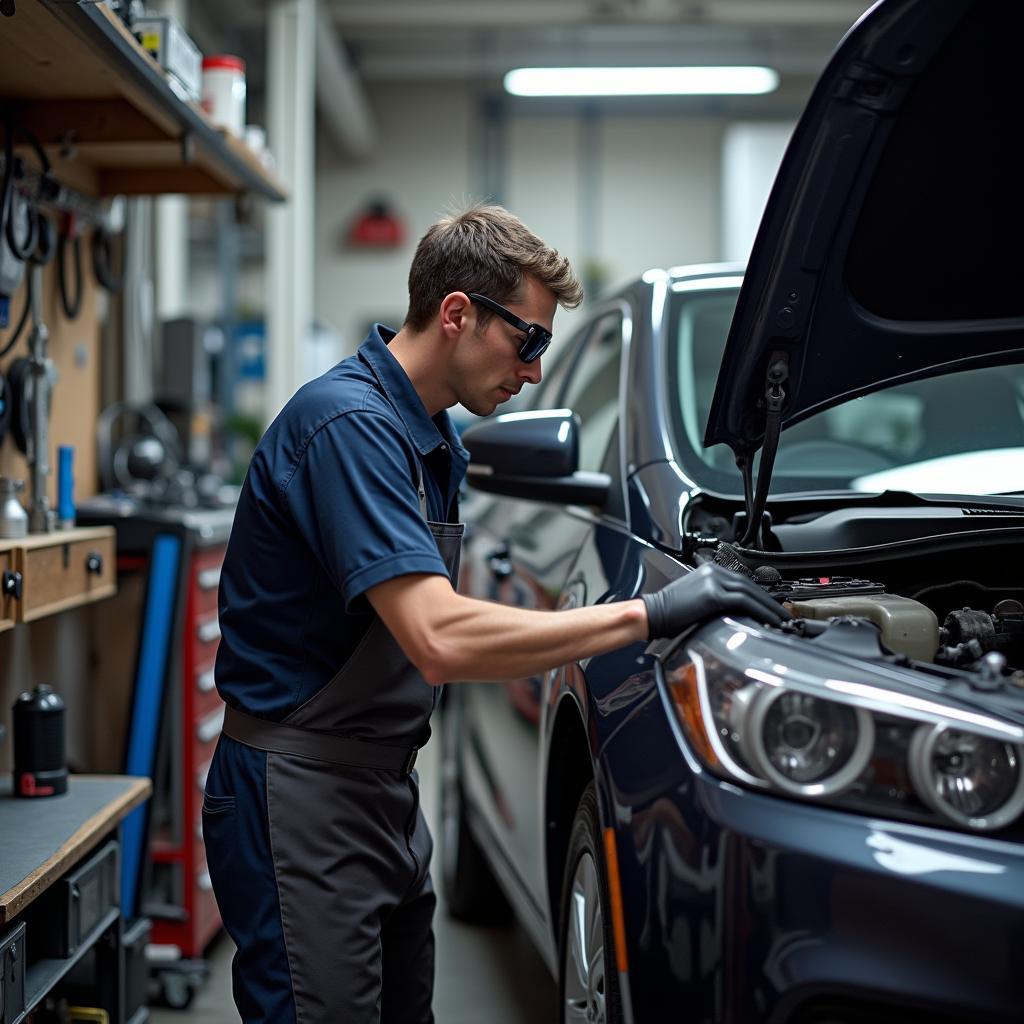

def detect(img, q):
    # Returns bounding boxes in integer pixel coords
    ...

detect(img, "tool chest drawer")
[193,611,221,666]
[194,662,222,718]
[0,922,26,1024]
[13,530,117,623]
[191,548,224,618]
[29,840,119,958]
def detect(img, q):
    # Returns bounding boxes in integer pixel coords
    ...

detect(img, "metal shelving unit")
[0,0,287,201]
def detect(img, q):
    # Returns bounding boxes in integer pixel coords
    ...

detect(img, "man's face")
[451,275,557,417]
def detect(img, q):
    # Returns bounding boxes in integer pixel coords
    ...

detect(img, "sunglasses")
[467,292,552,363]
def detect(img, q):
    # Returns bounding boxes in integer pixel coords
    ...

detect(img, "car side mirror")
[461,409,611,508]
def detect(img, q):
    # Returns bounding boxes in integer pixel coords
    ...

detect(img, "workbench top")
[0,774,151,923]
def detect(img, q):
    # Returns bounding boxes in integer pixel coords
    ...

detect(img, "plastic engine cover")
[788,593,940,663]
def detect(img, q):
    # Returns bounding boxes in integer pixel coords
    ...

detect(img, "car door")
[459,305,629,910]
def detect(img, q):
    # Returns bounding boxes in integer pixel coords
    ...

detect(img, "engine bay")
[706,542,1024,683]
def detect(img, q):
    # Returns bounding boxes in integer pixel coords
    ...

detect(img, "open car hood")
[704,0,1024,459]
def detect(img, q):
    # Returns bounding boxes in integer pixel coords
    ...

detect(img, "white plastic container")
[201,55,246,137]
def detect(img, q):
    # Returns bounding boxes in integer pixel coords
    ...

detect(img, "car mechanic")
[204,203,787,1023]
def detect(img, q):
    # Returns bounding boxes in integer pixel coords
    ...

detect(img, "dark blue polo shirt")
[215,325,469,718]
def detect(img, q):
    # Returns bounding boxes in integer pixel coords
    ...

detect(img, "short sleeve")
[282,411,449,610]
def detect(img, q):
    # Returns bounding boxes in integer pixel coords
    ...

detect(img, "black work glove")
[641,562,791,639]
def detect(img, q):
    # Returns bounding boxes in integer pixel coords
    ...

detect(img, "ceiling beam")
[349,25,841,81]
[315,1,375,158]
[328,0,869,31]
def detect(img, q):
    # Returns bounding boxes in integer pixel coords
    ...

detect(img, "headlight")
[738,687,874,798]
[664,636,1024,833]
[909,724,1024,831]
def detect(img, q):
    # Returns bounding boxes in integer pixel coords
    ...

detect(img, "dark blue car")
[442,2,1024,1021]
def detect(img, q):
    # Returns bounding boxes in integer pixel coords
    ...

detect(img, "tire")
[558,783,623,1024]
[159,971,195,1010]
[438,689,513,924]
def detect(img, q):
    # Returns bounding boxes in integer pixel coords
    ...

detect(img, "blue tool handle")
[58,445,75,526]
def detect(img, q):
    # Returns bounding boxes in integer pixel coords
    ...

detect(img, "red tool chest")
[150,540,227,957]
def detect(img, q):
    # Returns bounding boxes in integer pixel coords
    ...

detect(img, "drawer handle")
[85,551,104,575]
[3,569,23,601]
[197,567,222,591]
[196,668,216,693]
[196,707,225,744]
[197,617,221,644]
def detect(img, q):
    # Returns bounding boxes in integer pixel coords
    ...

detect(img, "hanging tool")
[8,223,59,531]
[1,108,27,332]
[92,222,124,293]
[57,212,83,319]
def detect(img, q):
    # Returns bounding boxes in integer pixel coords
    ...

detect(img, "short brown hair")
[404,203,583,331]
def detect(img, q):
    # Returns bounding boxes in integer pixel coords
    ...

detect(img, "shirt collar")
[357,324,469,462]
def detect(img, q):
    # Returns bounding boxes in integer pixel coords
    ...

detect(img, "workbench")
[0,775,151,1024]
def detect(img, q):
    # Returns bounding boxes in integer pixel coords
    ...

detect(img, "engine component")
[768,575,885,600]
[712,540,755,578]
[753,565,782,586]
[944,607,996,646]
[788,593,940,663]
[937,600,1024,669]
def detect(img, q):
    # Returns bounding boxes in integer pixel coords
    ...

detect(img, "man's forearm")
[370,574,649,684]
[369,563,788,686]
[420,590,649,685]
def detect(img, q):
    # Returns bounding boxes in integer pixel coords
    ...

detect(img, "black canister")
[12,684,67,798]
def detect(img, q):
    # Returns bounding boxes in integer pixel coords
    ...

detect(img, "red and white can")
[201,55,246,136]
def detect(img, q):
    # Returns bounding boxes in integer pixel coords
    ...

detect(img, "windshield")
[668,287,1024,496]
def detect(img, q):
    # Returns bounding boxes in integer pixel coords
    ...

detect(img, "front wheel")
[558,782,623,1024]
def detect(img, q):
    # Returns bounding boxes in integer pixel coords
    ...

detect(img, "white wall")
[315,84,737,355]
[721,121,795,263]
[315,83,477,354]
[594,115,724,284]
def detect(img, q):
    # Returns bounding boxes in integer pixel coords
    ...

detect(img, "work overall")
[204,463,462,1024]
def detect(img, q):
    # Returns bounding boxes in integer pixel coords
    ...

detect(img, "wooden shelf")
[0,1,286,201]
[0,525,118,628]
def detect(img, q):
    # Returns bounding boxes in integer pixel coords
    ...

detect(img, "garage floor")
[150,737,558,1022]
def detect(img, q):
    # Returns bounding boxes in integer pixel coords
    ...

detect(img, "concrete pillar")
[266,0,316,418]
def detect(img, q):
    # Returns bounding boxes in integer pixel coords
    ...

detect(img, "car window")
[559,312,623,475]
[529,323,587,411]
[670,287,1024,495]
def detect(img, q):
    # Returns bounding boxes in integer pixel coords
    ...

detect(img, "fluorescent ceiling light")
[504,66,779,97]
